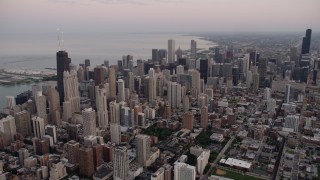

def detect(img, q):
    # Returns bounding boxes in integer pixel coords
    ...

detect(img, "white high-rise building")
[95,86,108,129]
[284,115,300,132]
[183,96,190,112]
[148,68,155,78]
[32,85,41,100]
[167,81,182,109]
[151,167,164,180]
[246,70,253,87]
[174,162,196,180]
[243,53,250,77]
[266,99,276,112]
[104,83,110,99]
[63,70,80,113]
[110,101,120,124]
[35,91,47,124]
[82,108,96,137]
[136,134,151,166]
[109,67,117,99]
[6,96,16,109]
[168,39,175,64]
[110,123,121,145]
[264,88,271,100]
[128,72,134,93]
[252,71,260,92]
[176,65,184,75]
[196,150,210,175]
[198,95,207,108]
[49,161,67,180]
[148,76,157,103]
[117,79,125,102]
[0,115,16,143]
[190,40,197,59]
[32,116,45,139]
[45,125,57,143]
[63,101,72,122]
[188,69,201,97]
[113,147,129,180]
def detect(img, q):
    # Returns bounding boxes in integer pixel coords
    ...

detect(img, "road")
[214,135,236,164]
[252,136,267,165]
[291,134,302,180]
[204,132,237,177]
[273,135,285,180]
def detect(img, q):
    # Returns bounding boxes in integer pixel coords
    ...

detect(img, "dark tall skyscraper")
[56,51,71,104]
[85,59,91,67]
[152,49,159,61]
[94,65,104,86]
[301,29,312,54]
[152,49,167,64]
[158,49,167,62]
[199,59,208,83]
[232,66,239,86]
[258,58,268,84]
[214,47,221,63]
[249,51,260,67]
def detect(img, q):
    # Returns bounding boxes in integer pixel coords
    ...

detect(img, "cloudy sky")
[1,0,319,33]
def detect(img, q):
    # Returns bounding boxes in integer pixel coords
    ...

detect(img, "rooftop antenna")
[57,28,61,51]
[57,28,64,51]
[61,31,64,50]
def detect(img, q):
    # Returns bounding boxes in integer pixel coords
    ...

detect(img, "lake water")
[0,32,217,108]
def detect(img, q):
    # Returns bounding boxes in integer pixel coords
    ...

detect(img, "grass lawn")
[143,126,172,140]
[286,149,295,154]
[213,168,264,180]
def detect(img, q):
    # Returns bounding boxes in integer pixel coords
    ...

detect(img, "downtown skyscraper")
[168,39,175,64]
[301,29,312,54]
[82,108,97,137]
[190,40,197,59]
[63,70,80,113]
[113,147,129,180]
[136,134,151,166]
[108,66,117,99]
[56,51,71,104]
[95,86,108,129]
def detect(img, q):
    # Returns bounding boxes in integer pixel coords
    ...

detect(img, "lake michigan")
[0,32,217,108]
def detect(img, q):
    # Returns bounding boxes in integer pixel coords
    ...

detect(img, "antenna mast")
[57,28,60,51]
[57,28,64,51]
[61,31,64,50]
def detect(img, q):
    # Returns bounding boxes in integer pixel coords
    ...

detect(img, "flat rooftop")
[220,158,252,169]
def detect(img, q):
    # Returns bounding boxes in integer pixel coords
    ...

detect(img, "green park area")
[212,168,264,180]
[143,126,172,140]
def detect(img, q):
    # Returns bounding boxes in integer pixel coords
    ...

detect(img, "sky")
[1,0,320,33]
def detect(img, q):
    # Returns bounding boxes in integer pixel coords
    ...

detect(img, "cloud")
[93,0,149,5]
[49,0,191,6]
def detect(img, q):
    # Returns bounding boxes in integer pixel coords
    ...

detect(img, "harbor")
[0,68,56,85]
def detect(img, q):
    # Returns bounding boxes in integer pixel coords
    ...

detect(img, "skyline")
[1,5,320,177]
[1,0,320,33]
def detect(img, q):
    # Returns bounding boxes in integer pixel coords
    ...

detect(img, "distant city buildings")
[1,29,320,180]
